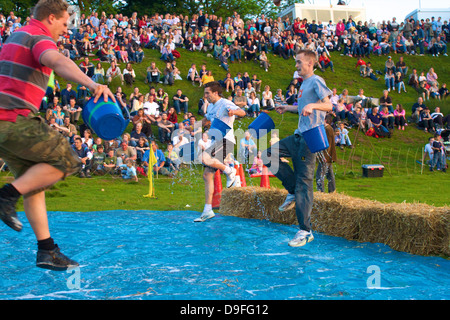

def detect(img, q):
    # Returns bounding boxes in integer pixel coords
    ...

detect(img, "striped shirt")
[0,19,57,119]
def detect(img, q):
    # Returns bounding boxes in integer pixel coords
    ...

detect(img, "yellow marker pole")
[143,149,157,198]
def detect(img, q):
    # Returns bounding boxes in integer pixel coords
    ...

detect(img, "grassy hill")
[1,46,449,212]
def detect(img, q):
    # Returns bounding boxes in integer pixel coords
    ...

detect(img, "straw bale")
[220,187,450,257]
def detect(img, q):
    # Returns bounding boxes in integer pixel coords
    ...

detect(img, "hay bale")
[220,187,450,257]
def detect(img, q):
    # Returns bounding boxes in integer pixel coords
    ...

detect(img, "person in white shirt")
[143,95,160,117]
[195,81,246,222]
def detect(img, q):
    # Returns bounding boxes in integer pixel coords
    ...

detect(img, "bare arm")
[40,50,115,103]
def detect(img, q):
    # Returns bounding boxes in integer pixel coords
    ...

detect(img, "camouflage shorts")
[0,114,81,178]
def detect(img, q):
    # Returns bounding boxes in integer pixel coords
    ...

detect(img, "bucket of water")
[82,97,130,140]
[248,112,275,139]
[302,124,329,153]
[209,118,231,140]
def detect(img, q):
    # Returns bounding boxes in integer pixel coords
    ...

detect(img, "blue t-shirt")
[295,74,332,134]
[143,149,165,167]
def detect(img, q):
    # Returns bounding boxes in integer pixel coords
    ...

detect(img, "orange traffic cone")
[233,165,241,187]
[212,170,222,209]
[239,164,247,187]
[260,166,270,188]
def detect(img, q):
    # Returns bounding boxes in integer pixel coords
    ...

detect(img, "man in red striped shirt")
[0,0,115,271]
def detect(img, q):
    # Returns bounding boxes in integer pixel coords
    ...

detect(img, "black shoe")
[36,245,79,271]
[0,194,22,232]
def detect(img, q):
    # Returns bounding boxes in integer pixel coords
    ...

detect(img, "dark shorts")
[0,114,81,178]
[203,138,235,173]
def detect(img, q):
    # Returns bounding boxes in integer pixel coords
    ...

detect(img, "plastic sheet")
[0,210,448,300]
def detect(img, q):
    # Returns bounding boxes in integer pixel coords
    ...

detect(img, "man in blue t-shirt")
[269,50,333,248]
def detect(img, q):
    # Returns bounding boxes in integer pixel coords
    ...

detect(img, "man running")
[0,0,115,270]
[195,81,246,222]
[269,50,332,247]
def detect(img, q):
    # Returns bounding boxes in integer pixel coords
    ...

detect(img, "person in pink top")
[394,104,406,130]
[426,68,438,86]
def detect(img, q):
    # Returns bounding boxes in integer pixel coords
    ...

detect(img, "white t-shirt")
[205,98,240,143]
[143,101,159,117]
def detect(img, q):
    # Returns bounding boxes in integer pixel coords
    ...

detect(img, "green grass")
[1,46,449,211]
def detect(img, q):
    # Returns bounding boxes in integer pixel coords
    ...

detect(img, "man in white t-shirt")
[143,95,160,117]
[195,81,246,222]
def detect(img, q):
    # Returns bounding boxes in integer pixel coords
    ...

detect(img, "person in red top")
[0,0,115,271]
[319,51,335,72]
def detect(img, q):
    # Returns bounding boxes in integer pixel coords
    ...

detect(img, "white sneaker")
[194,210,215,222]
[288,230,314,247]
[226,167,239,188]
[278,193,295,212]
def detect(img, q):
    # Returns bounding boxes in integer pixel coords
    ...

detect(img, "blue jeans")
[173,100,188,113]
[147,72,160,83]
[385,77,395,90]
[248,103,260,115]
[136,51,144,63]
[265,134,315,232]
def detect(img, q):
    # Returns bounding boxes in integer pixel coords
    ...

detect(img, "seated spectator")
[395,71,407,94]
[146,62,162,84]
[65,96,82,124]
[164,143,181,171]
[273,88,285,106]
[333,98,347,122]
[219,50,229,71]
[431,107,444,129]
[172,89,189,114]
[337,122,353,149]
[130,122,148,147]
[426,68,439,87]
[251,74,262,93]
[213,39,223,59]
[429,83,441,100]
[259,51,270,72]
[285,84,297,105]
[123,62,136,87]
[248,150,264,175]
[135,136,150,165]
[157,112,175,144]
[120,159,138,182]
[247,91,261,118]
[72,137,93,178]
[439,83,449,99]
[132,108,154,139]
[163,62,174,85]
[160,44,174,62]
[394,104,406,130]
[319,51,335,72]
[222,72,235,93]
[411,97,426,124]
[244,82,256,98]
[367,106,391,138]
[380,106,395,130]
[201,70,214,86]
[396,56,408,76]
[106,60,123,85]
[239,131,257,164]
[419,108,434,133]
[233,88,248,110]
[172,128,189,155]
[92,62,105,83]
[230,40,242,63]
[60,83,77,106]
[385,69,395,92]
[187,63,202,86]
[60,115,78,143]
[244,40,256,62]
[91,145,107,175]
[262,85,275,110]
[408,69,420,89]
[79,57,94,77]
[434,36,448,57]
[379,90,394,113]
[143,95,160,118]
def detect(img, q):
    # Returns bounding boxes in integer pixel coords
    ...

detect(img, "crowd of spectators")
[0,8,449,177]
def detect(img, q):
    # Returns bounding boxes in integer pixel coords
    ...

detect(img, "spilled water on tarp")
[0,210,448,300]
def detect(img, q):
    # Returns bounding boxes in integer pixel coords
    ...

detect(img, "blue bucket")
[209,118,231,140]
[302,124,329,153]
[248,112,275,139]
[82,97,130,140]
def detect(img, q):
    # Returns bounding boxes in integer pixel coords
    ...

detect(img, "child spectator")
[121,159,138,182]
[337,122,353,149]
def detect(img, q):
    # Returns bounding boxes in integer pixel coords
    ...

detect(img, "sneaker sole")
[36,262,79,271]
[288,235,314,247]
[194,213,215,222]
[278,201,295,212]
